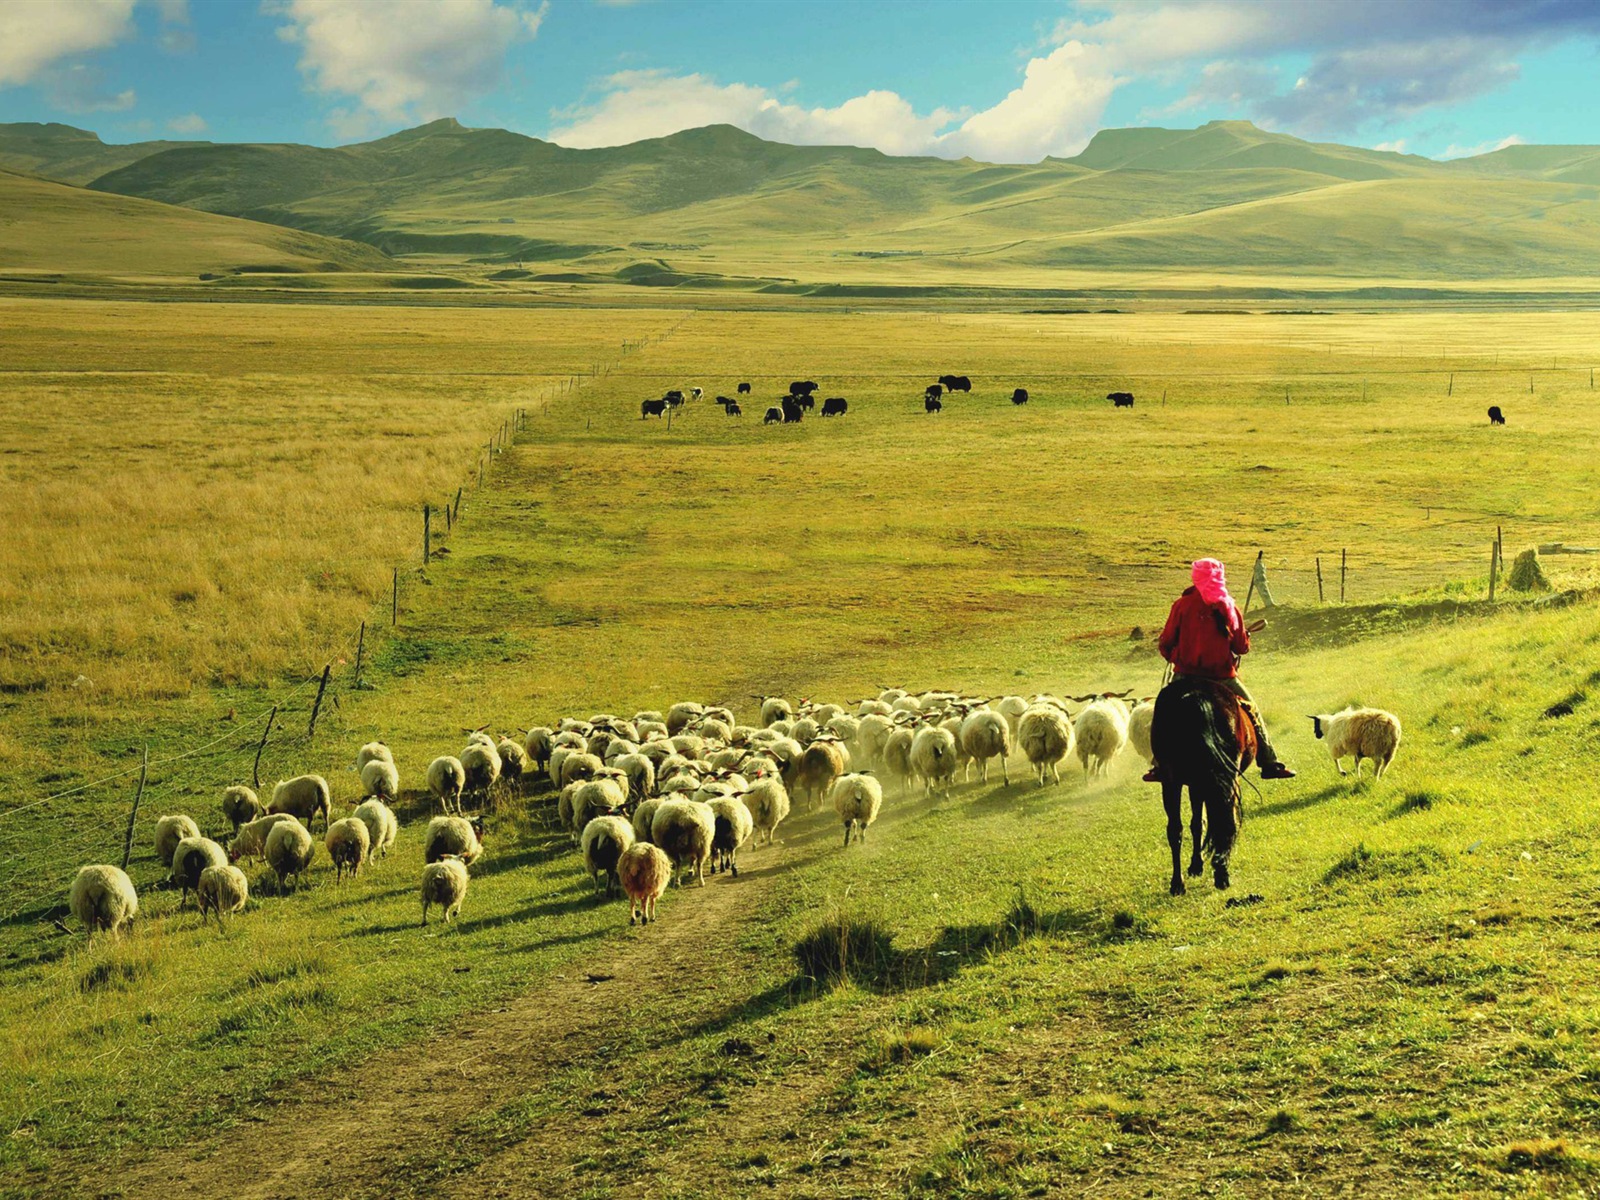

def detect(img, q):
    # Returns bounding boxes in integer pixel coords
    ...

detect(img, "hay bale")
[1507,548,1552,593]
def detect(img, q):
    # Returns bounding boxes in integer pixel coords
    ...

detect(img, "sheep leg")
[843,824,852,847]
[1164,783,1186,896]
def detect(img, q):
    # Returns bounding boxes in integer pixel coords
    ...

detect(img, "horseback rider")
[1143,558,1295,782]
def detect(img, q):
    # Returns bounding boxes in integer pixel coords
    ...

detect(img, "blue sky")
[1,0,1597,161]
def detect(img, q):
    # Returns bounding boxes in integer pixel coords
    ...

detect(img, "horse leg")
[1187,791,1205,877]
[1163,781,1185,896]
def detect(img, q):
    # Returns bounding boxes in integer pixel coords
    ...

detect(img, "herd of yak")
[640,379,1141,423]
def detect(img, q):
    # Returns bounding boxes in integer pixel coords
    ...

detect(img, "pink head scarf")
[1191,558,1237,613]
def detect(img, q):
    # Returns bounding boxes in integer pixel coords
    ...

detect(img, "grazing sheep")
[420,856,469,926]
[154,814,201,867]
[960,710,1012,784]
[742,776,791,846]
[831,773,883,846]
[882,728,916,796]
[760,697,793,726]
[268,775,332,831]
[497,739,531,790]
[559,751,605,789]
[618,843,672,925]
[69,865,138,937]
[614,752,657,803]
[603,737,639,765]
[523,726,554,773]
[1310,708,1402,778]
[794,739,846,810]
[854,714,894,768]
[1074,700,1130,777]
[558,782,582,842]
[424,815,484,865]
[356,742,393,772]
[856,699,893,718]
[632,797,665,845]
[229,813,297,863]
[460,739,502,803]
[995,695,1029,740]
[650,799,714,888]
[708,795,754,876]
[547,746,575,788]
[582,815,636,897]
[1019,704,1074,787]
[351,798,398,861]
[910,726,959,797]
[325,817,372,882]
[1128,701,1155,763]
[427,756,466,814]
[197,864,249,926]
[170,836,227,908]
[221,786,263,833]
[265,820,315,891]
[572,776,628,836]
[360,758,399,801]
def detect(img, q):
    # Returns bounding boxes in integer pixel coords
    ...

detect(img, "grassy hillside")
[0,122,206,186]
[1,117,1586,289]
[0,171,393,277]
[5,303,1600,1195]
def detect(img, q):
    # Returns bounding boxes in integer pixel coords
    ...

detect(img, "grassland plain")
[5,303,1600,1196]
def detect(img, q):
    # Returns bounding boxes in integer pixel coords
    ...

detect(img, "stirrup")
[1142,766,1163,783]
[1259,763,1296,780]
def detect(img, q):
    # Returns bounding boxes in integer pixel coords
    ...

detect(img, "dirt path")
[94,826,814,1200]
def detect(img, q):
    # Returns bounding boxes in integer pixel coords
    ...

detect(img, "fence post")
[307,664,332,739]
[1340,548,1347,602]
[1489,541,1499,601]
[391,569,398,627]
[1243,550,1262,613]
[454,487,463,522]
[120,746,148,870]
[1448,373,1453,396]
[1316,556,1324,603]
[354,620,365,686]
[423,504,431,565]
[253,705,277,790]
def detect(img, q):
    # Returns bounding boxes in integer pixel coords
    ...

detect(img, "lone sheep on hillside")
[1309,708,1402,778]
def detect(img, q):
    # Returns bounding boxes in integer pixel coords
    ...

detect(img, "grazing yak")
[725,400,742,416]
[641,398,666,419]
[664,389,686,407]
[737,382,751,394]
[1488,406,1506,425]
[1012,388,1029,405]
[792,393,815,411]
[1109,391,1135,407]
[782,396,804,423]
[939,374,972,393]
[764,407,782,424]
[925,395,943,414]
[790,381,819,397]
[924,383,943,402]
[822,397,848,416]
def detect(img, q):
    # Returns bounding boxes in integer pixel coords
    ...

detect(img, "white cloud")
[1441,133,1526,159]
[272,0,547,126]
[1372,138,1407,153]
[167,111,207,133]
[0,0,137,87]
[37,62,136,112]
[937,40,1115,161]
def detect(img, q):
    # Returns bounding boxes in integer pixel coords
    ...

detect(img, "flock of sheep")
[66,690,1401,939]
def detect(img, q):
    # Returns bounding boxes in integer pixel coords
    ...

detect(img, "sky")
[1,0,1598,162]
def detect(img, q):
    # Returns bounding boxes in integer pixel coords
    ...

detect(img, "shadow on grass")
[1251,782,1347,819]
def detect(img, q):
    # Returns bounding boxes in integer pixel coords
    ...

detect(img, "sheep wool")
[742,776,790,846]
[420,856,469,925]
[230,813,297,863]
[1311,708,1402,778]
[424,815,483,865]
[960,710,1012,785]
[170,836,227,907]
[360,758,400,801]
[1128,701,1155,763]
[650,799,714,888]
[831,773,884,846]
[69,865,138,936]
[197,864,249,925]
[1074,700,1129,777]
[325,817,372,881]
[582,815,636,896]
[618,843,672,925]
[1019,704,1074,787]
[632,797,665,845]
[154,814,201,867]
[268,775,332,831]
[910,726,959,797]
[427,756,466,814]
[351,798,398,860]
[220,786,263,832]
[708,795,754,876]
[356,742,393,772]
[881,728,916,795]
[265,820,315,890]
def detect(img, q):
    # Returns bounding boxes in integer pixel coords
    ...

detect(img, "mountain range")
[5,117,1600,291]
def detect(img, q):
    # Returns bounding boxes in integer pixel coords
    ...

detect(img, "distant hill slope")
[0,122,208,186]
[6,117,1600,285]
[0,170,391,277]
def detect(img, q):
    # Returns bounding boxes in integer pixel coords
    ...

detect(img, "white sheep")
[881,727,915,796]
[789,716,820,747]
[854,714,894,768]
[351,798,398,860]
[1074,699,1129,777]
[559,751,605,789]
[420,856,469,925]
[265,820,315,891]
[460,739,502,801]
[995,695,1029,741]
[618,843,672,925]
[197,864,249,926]
[360,758,400,801]
[940,714,972,780]
[793,738,846,810]
[632,797,665,845]
[831,773,883,845]
[582,815,636,897]
[170,836,227,908]
[666,702,705,735]
[424,815,484,865]
[427,756,466,814]
[708,795,753,876]
[69,865,138,936]
[221,786,263,832]
[154,814,200,867]
[268,775,331,831]
[1128,701,1155,763]
[522,726,554,773]
[571,775,628,836]
[910,726,958,797]
[650,799,714,888]
[856,699,893,718]
[1310,708,1402,778]
[1019,704,1074,787]
[613,752,657,803]
[325,817,372,882]
[960,710,1012,784]
[760,697,793,726]
[356,742,393,772]
[229,813,297,864]
[742,776,790,846]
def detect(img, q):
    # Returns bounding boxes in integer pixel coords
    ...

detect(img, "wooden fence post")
[391,569,398,627]
[454,487,463,522]
[354,620,365,685]
[1316,556,1324,603]
[1448,373,1453,396]
[253,705,277,790]
[120,746,148,870]
[1340,548,1347,602]
[423,504,431,565]
[1489,541,1499,601]
[307,664,332,739]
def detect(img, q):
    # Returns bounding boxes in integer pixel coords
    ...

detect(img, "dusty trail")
[91,827,815,1200]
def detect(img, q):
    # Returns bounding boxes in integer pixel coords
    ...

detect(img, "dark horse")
[1150,678,1256,895]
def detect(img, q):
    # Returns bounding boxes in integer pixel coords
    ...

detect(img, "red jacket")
[1159,587,1249,679]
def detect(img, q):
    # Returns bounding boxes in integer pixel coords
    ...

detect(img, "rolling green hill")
[0,122,208,186]
[6,117,1600,289]
[0,169,391,278]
